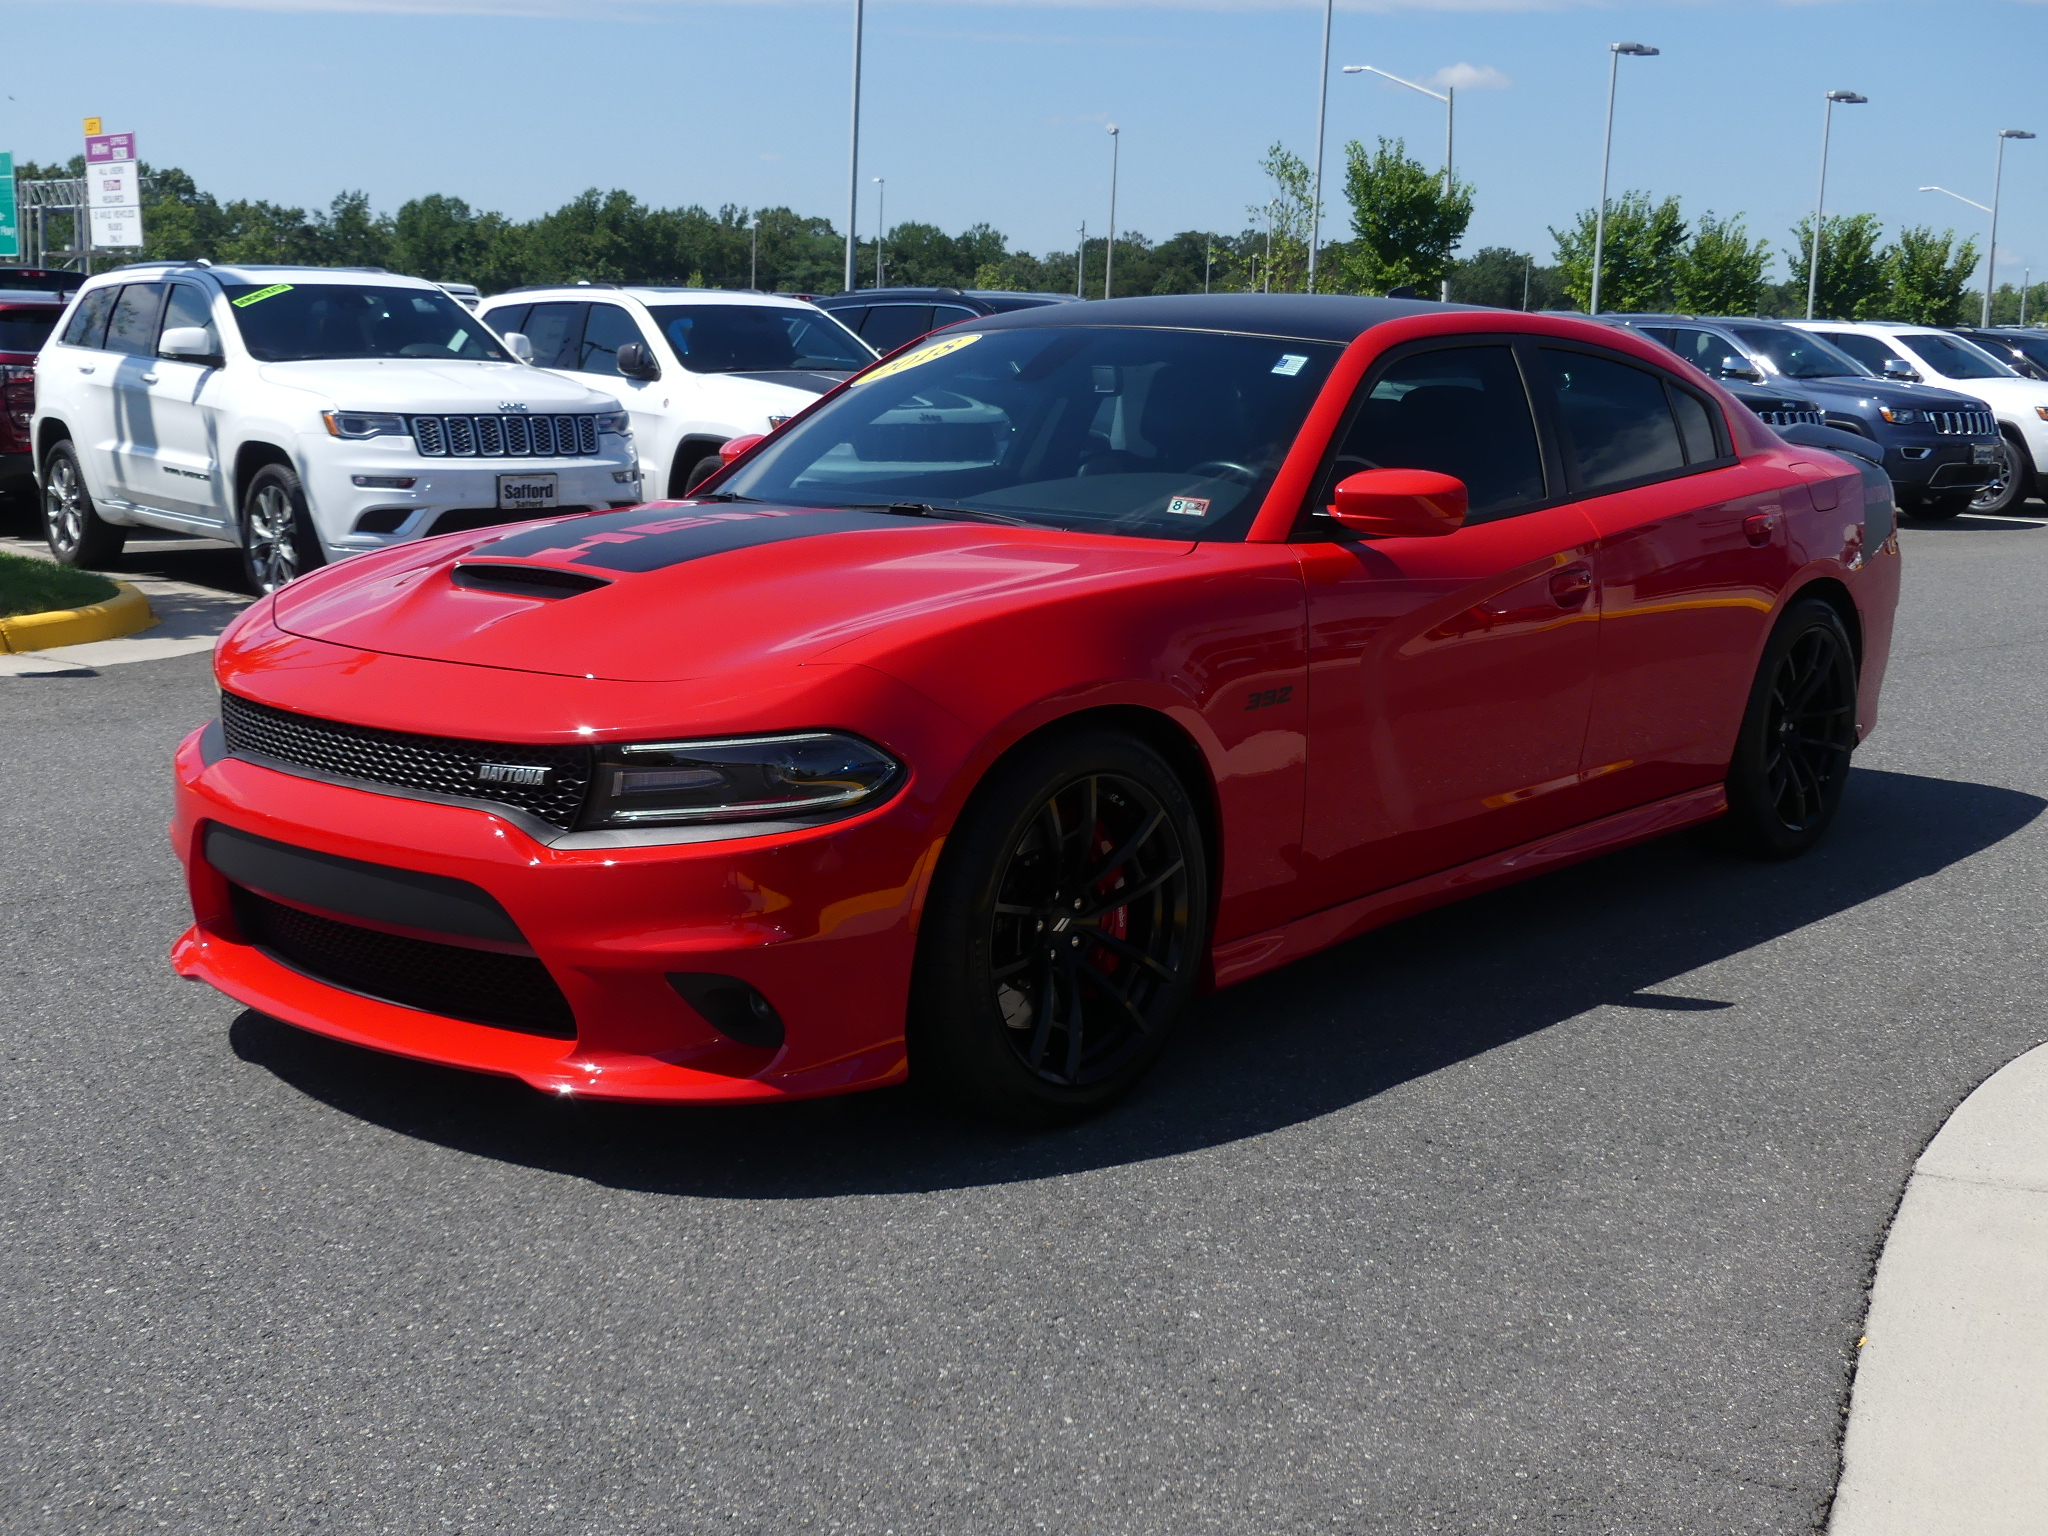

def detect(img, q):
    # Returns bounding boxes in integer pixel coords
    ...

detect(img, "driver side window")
[1312,344,1547,526]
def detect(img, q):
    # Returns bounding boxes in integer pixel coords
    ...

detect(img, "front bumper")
[1881,436,1999,494]
[169,677,957,1103]
[297,434,642,555]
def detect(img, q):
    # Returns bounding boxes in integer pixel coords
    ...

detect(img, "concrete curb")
[0,580,155,654]
[1829,1037,2048,1535]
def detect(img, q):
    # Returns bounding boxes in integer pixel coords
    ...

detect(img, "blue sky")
[5,0,2045,286]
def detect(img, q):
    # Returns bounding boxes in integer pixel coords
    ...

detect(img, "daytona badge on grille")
[476,763,551,786]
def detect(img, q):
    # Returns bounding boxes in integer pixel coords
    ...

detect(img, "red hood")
[273,503,1195,684]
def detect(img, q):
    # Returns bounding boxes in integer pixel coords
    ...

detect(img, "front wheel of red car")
[1718,597,1860,860]
[909,729,1210,1126]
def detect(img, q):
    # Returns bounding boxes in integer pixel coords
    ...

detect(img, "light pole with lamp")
[872,177,885,289]
[1343,64,1454,298]
[1920,184,1994,319]
[843,0,864,293]
[1308,0,1333,292]
[1590,41,1659,316]
[1104,124,1120,300]
[1804,90,1867,320]
[1986,129,2035,326]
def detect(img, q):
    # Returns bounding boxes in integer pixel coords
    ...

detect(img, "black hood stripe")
[477,507,917,574]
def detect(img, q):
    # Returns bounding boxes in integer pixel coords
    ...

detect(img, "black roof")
[965,293,1478,343]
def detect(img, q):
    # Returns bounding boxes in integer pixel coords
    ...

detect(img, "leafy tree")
[1242,143,1317,294]
[1989,279,2048,326]
[1786,212,1886,320]
[1551,192,1685,312]
[1672,212,1770,316]
[139,164,227,262]
[1447,246,1563,310]
[1877,226,1979,325]
[1338,136,1473,296]
[313,190,393,269]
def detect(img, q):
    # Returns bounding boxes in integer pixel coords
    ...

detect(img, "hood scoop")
[450,562,613,601]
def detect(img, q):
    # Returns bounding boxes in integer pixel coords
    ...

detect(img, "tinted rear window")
[0,309,59,353]
[1542,349,1687,491]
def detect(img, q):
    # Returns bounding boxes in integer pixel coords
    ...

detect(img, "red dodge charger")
[171,296,1898,1121]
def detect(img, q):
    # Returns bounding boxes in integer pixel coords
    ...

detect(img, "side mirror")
[718,433,766,467]
[1328,468,1467,538]
[1717,355,1762,382]
[1881,357,1920,381]
[503,331,535,364]
[158,326,223,368]
[616,341,661,381]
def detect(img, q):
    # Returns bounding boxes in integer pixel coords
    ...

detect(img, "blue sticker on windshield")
[1272,353,1308,376]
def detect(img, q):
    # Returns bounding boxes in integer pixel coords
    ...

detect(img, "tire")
[1903,493,1968,522]
[40,441,126,567]
[908,728,1210,1125]
[1717,598,1860,860]
[682,453,724,495]
[239,462,324,595]
[1968,433,2029,515]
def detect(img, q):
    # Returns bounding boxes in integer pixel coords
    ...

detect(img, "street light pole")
[749,215,759,291]
[873,177,885,289]
[1344,65,1455,298]
[1104,124,1120,301]
[1308,0,1332,293]
[1805,90,1867,320]
[843,0,864,293]
[1590,41,1658,316]
[1986,129,2036,327]
[1076,220,1086,298]
[1204,238,1213,294]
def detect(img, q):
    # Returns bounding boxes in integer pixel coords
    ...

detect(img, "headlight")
[595,411,631,436]
[584,731,903,828]
[1879,407,1923,424]
[322,410,410,440]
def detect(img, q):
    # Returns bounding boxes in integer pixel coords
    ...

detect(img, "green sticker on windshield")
[231,283,294,308]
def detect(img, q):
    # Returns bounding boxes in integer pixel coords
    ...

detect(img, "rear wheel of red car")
[909,729,1209,1125]
[1718,597,1859,860]
[41,441,126,567]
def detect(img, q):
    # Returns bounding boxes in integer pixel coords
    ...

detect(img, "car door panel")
[135,283,230,525]
[102,283,168,510]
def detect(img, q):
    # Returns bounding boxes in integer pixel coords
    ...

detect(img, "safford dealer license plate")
[1974,442,2003,464]
[497,473,559,510]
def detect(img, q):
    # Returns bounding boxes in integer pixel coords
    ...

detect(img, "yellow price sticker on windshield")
[853,331,981,385]
[232,283,294,308]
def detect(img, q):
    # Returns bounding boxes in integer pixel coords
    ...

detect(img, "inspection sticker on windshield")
[1271,353,1309,376]
[231,283,294,308]
[1166,497,1211,517]
[854,332,981,385]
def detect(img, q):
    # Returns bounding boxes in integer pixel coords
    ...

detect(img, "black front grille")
[411,413,601,458]
[220,692,594,830]
[1756,407,1826,427]
[233,886,576,1037]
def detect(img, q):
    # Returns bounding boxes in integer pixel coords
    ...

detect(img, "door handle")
[140,372,159,384]
[77,365,95,375]
[1549,564,1593,608]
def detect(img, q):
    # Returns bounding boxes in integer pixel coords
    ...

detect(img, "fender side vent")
[451,562,613,600]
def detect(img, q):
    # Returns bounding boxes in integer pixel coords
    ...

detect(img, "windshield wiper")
[837,501,1034,528]
[688,491,760,503]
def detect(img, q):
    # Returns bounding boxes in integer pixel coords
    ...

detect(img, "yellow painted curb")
[0,581,156,654]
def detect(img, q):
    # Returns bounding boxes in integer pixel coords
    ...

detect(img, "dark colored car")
[0,292,68,502]
[0,267,85,298]
[816,288,1080,355]
[1952,327,2048,382]
[1603,315,2000,517]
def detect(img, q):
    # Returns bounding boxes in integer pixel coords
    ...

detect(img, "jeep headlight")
[1879,406,1923,424]
[585,731,902,827]
[322,410,410,440]
[595,411,631,437]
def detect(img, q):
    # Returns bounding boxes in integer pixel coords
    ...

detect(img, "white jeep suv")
[477,286,875,497]
[33,263,640,592]
[1790,319,2048,515]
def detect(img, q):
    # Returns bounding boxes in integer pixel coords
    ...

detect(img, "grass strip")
[0,550,119,620]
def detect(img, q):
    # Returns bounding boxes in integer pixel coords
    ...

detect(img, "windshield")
[719,325,1340,542]
[223,283,510,363]
[1998,332,2048,371]
[1731,326,1870,379]
[1895,331,2015,380]
[0,310,58,354]
[648,304,874,375]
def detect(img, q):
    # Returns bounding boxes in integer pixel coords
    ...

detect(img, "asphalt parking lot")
[6,503,2048,1535]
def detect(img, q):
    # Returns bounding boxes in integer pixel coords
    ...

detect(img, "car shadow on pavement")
[230,766,2044,1198]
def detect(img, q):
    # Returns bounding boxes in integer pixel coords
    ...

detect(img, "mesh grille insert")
[220,692,594,830]
[233,886,576,1037]
[408,413,605,458]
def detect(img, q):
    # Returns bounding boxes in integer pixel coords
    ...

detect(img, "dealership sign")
[85,128,143,249]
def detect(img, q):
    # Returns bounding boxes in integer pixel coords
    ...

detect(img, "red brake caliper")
[1091,825,1128,971]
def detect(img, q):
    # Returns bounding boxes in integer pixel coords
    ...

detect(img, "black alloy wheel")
[41,441,126,567]
[1718,597,1860,859]
[1968,434,2028,515]
[910,730,1208,1123]
[239,462,324,595]
[682,453,724,494]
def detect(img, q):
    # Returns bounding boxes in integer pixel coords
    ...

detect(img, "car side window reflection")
[578,304,641,377]
[860,306,936,353]
[1314,344,1547,526]
[159,284,219,353]
[61,286,119,350]
[103,284,166,358]
[521,303,585,371]
[1540,348,1689,492]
